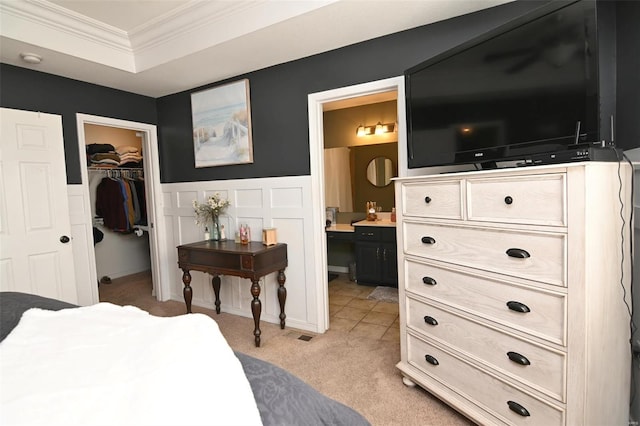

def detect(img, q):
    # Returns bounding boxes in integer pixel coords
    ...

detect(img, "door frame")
[75,114,168,302]
[307,76,406,332]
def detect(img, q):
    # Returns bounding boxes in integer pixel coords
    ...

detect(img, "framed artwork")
[191,79,253,168]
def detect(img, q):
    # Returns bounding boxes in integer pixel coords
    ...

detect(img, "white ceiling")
[0,0,512,98]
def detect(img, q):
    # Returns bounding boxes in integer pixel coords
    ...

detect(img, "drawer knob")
[507,401,530,417]
[507,351,531,366]
[504,196,513,205]
[507,301,531,313]
[421,236,436,245]
[422,276,437,286]
[424,196,432,204]
[424,354,439,366]
[423,315,438,326]
[506,248,530,259]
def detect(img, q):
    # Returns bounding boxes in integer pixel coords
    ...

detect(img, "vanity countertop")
[326,219,397,232]
[325,223,355,233]
[352,219,397,227]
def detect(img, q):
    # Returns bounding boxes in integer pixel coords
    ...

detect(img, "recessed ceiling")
[0,0,513,98]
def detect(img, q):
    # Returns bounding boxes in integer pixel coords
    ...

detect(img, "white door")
[0,108,78,303]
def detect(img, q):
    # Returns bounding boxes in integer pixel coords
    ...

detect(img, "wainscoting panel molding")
[162,176,320,332]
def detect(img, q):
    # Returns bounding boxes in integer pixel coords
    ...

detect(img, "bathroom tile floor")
[328,273,400,342]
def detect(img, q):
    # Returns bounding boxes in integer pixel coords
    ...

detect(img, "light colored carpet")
[99,271,473,426]
[367,286,399,303]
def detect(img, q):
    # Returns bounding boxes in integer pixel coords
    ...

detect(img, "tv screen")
[406,0,601,168]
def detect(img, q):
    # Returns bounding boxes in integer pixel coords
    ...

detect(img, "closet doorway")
[76,114,168,303]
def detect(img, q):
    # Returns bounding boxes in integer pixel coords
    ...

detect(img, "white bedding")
[0,303,262,426]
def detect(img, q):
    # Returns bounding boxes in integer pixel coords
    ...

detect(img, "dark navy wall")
[616,1,640,150]
[0,64,157,184]
[156,1,541,183]
[2,1,636,184]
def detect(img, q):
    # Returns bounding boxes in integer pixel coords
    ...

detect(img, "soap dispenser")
[366,201,377,221]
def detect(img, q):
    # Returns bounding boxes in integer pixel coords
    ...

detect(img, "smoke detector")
[20,53,42,64]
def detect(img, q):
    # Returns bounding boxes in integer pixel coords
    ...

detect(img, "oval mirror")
[366,157,394,187]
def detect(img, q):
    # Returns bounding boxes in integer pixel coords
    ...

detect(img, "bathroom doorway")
[307,76,406,332]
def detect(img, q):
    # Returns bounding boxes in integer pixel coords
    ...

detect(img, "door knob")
[60,235,70,243]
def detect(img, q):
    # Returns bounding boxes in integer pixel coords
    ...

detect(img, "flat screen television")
[405,0,610,169]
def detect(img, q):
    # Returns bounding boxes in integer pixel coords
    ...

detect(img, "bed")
[0,291,370,426]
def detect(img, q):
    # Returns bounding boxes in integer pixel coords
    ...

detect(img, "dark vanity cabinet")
[354,225,398,287]
[325,229,355,273]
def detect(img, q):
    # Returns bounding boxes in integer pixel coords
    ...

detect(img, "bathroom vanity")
[325,218,398,287]
[352,220,398,287]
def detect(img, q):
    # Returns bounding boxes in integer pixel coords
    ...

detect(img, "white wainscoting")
[162,176,321,333]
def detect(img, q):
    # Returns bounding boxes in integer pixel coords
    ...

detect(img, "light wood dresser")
[394,162,633,425]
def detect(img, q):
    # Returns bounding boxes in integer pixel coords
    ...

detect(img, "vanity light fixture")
[356,122,396,137]
[356,124,375,137]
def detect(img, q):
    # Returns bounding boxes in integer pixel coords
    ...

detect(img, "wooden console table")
[177,240,287,347]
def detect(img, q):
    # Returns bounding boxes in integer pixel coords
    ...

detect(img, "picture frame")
[191,79,253,168]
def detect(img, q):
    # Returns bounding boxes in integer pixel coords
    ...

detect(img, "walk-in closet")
[85,124,151,290]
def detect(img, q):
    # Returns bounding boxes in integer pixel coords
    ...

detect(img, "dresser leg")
[250,278,262,347]
[211,275,221,314]
[181,269,192,314]
[402,376,417,387]
[277,269,287,329]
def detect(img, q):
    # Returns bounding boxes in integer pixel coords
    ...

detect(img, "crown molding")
[0,0,134,71]
[130,0,257,71]
[0,0,337,74]
[130,0,337,72]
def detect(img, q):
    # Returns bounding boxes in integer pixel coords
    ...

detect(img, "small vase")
[210,215,221,241]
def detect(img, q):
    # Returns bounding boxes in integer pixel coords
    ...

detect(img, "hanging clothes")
[133,179,147,226]
[95,173,147,233]
[96,177,128,232]
[121,179,135,228]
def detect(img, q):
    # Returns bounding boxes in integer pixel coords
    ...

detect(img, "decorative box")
[262,228,277,246]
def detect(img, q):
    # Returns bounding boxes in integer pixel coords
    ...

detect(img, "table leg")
[250,278,262,347]
[277,269,287,329]
[212,275,221,314]
[181,269,192,314]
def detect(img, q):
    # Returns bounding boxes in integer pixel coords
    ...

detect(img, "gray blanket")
[0,292,370,426]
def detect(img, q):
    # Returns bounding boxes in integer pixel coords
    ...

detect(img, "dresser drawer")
[467,174,566,226]
[407,297,566,401]
[400,180,463,219]
[405,259,566,345]
[404,222,566,287]
[407,334,564,426]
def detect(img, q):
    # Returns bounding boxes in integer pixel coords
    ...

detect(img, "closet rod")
[88,167,143,179]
